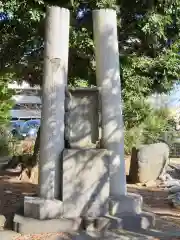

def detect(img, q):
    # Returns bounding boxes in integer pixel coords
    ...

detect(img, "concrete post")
[93,9,127,197]
[39,6,70,199]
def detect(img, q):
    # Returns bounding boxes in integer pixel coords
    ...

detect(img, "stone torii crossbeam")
[13,6,155,234]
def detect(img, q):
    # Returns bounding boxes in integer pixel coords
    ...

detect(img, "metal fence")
[162,131,180,158]
[170,143,180,158]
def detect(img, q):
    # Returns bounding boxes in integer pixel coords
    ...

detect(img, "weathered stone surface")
[0,230,21,240]
[62,149,110,218]
[129,143,169,183]
[0,215,6,229]
[168,192,180,209]
[65,88,100,148]
[82,216,123,232]
[82,213,155,232]
[118,212,155,230]
[169,185,180,194]
[143,180,157,187]
[109,193,143,216]
[24,196,63,220]
[13,214,82,234]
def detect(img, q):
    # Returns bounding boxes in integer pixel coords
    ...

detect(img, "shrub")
[124,126,144,155]
[0,125,10,157]
[124,107,174,154]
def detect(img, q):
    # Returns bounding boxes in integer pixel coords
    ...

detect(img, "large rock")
[128,143,169,183]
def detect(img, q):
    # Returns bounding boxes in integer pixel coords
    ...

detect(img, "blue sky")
[168,84,180,107]
[0,12,8,21]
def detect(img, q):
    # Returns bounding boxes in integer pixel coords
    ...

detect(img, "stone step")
[83,212,155,232]
[0,230,21,240]
[13,211,155,235]
[109,193,143,216]
[117,211,155,231]
[14,214,122,234]
[13,214,82,234]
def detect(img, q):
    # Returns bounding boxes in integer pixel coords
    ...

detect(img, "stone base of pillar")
[13,214,82,234]
[85,213,155,232]
[82,216,123,231]
[13,214,123,234]
[24,196,63,220]
[14,193,154,234]
[117,212,155,231]
[13,193,154,233]
[13,212,155,234]
[108,193,155,231]
[109,193,143,216]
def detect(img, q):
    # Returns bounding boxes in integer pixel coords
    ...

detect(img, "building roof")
[8,81,40,90]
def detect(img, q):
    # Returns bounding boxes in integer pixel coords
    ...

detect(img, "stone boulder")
[128,142,169,184]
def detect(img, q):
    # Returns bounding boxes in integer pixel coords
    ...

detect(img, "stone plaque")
[65,88,100,148]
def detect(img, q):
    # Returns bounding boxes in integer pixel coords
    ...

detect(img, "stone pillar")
[23,7,70,221]
[92,9,126,197]
[39,6,70,199]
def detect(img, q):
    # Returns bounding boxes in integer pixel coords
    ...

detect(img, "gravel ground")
[128,184,180,232]
[13,232,70,240]
[1,160,180,239]
[127,161,180,232]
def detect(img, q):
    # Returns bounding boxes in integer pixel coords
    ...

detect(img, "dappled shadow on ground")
[0,157,180,233]
[128,184,180,232]
[125,155,180,234]
[0,170,37,229]
[128,185,170,210]
[126,157,180,216]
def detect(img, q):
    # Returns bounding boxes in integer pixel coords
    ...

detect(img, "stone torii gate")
[13,6,154,234]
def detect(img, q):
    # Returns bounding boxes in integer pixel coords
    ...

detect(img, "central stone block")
[62,149,110,218]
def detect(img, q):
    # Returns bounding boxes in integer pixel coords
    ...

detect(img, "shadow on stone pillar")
[92,8,155,230]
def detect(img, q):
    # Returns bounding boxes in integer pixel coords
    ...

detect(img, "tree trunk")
[32,127,40,167]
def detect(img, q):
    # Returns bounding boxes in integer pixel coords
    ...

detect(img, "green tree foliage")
[124,107,175,154]
[0,73,14,124]
[0,72,14,156]
[0,0,179,136]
